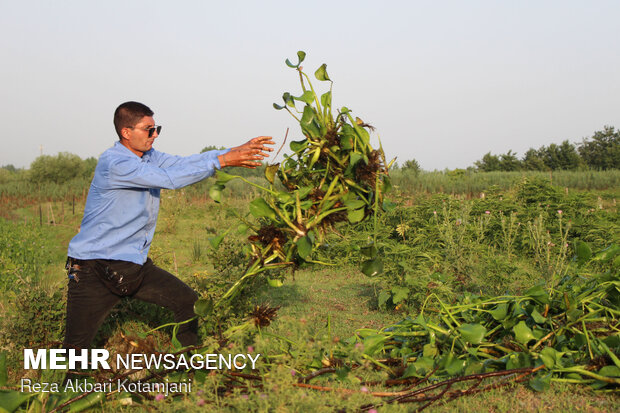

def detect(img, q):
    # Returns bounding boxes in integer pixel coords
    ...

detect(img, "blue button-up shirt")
[68,141,228,264]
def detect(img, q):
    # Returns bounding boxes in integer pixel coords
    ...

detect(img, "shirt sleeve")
[151,149,230,169]
[106,153,224,190]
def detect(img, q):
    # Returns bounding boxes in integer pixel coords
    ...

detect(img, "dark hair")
[113,101,154,139]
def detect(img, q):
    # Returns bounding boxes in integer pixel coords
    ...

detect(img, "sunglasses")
[127,125,162,137]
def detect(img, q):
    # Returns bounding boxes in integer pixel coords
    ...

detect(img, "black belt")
[67,257,89,267]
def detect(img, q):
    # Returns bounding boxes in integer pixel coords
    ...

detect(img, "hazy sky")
[1,1,619,171]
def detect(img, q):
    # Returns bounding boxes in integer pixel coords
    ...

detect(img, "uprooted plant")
[200,50,392,312]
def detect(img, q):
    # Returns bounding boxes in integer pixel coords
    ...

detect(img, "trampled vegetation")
[0,53,618,412]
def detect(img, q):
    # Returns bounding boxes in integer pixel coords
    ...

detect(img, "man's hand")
[218,136,275,169]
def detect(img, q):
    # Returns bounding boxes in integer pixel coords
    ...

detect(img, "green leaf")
[360,245,378,258]
[593,244,620,263]
[340,126,354,150]
[344,199,366,210]
[465,361,484,375]
[602,335,620,349]
[297,51,306,63]
[290,139,307,153]
[525,284,550,304]
[347,208,365,223]
[321,91,332,108]
[215,170,238,184]
[295,90,315,105]
[285,51,306,68]
[298,186,313,199]
[267,278,284,287]
[575,240,592,265]
[350,152,364,167]
[194,298,214,317]
[506,352,532,369]
[362,334,387,356]
[382,175,393,193]
[530,308,547,324]
[171,336,182,351]
[391,286,410,304]
[361,259,383,277]
[283,92,295,107]
[314,63,331,81]
[208,232,226,249]
[445,356,466,376]
[265,163,279,185]
[539,347,558,368]
[249,198,277,220]
[300,105,320,138]
[208,184,225,203]
[296,236,312,260]
[529,373,551,392]
[378,290,391,308]
[598,366,620,378]
[401,363,418,378]
[277,192,292,204]
[383,201,397,212]
[354,124,370,145]
[300,104,315,124]
[0,391,34,413]
[458,323,487,345]
[490,303,509,321]
[422,342,438,358]
[513,321,536,345]
[273,103,285,110]
[413,357,435,375]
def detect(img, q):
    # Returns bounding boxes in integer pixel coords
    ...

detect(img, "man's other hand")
[218,136,275,168]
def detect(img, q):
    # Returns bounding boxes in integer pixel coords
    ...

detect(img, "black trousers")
[63,257,198,349]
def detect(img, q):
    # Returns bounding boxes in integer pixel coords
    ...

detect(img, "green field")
[0,172,618,412]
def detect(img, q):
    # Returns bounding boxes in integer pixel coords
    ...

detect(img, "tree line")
[2,126,617,185]
[0,153,97,185]
[474,126,619,172]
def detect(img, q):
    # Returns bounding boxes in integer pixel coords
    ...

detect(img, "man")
[64,101,274,349]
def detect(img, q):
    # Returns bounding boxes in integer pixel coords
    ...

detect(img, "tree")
[29,152,90,184]
[474,152,502,172]
[578,126,620,170]
[401,159,421,176]
[1,164,17,173]
[522,148,548,171]
[498,150,521,171]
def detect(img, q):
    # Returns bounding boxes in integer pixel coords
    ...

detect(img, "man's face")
[120,116,159,157]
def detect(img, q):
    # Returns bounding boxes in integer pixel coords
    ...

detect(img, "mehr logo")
[24,349,111,370]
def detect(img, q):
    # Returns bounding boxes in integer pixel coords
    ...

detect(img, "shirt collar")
[113,141,153,161]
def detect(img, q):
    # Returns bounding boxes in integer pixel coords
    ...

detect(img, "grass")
[254,266,402,339]
[1,185,619,412]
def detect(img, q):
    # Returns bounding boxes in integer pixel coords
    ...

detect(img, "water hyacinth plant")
[202,51,392,309]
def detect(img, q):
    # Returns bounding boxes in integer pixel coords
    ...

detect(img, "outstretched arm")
[218,136,275,168]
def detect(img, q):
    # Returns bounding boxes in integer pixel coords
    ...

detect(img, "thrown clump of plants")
[204,51,391,308]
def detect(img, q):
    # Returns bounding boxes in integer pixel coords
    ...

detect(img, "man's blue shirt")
[68,141,228,264]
